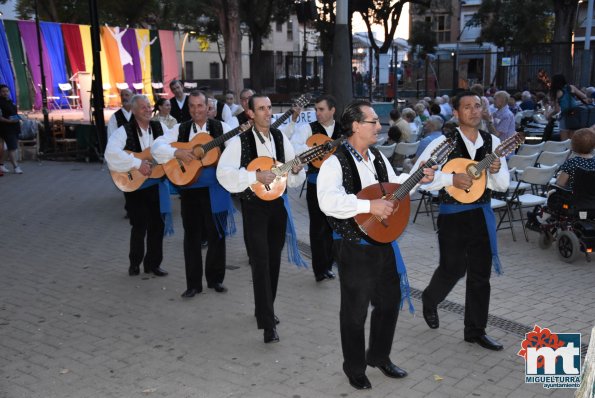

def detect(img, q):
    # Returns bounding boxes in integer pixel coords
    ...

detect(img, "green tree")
[471,0,578,84]
[357,0,431,86]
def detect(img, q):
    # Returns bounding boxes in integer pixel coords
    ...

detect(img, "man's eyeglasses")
[359,119,379,125]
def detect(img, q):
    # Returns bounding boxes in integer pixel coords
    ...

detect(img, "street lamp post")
[180,31,195,81]
[33,0,50,145]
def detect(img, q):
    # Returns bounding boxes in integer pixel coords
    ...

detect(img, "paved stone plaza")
[1,160,593,397]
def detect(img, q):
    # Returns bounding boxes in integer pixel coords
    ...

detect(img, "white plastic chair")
[58,83,80,109]
[516,142,544,156]
[376,143,397,160]
[507,164,559,241]
[395,141,420,157]
[132,82,145,94]
[536,150,570,168]
[542,139,571,152]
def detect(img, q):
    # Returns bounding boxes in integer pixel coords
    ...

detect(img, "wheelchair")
[526,167,595,263]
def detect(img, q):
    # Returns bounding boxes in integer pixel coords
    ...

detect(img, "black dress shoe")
[263,328,279,343]
[422,305,439,329]
[315,273,327,282]
[368,362,408,378]
[128,265,140,276]
[325,269,336,279]
[207,282,228,293]
[151,267,168,277]
[181,288,201,298]
[274,315,280,325]
[464,335,504,351]
[347,374,371,390]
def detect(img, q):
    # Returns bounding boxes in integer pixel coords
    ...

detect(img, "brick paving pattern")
[1,160,593,397]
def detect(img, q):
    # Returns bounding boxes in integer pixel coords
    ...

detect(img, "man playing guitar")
[104,95,170,277]
[317,100,434,390]
[216,94,306,344]
[414,91,510,351]
[291,94,343,282]
[152,90,234,298]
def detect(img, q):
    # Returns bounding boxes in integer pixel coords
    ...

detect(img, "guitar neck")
[392,158,437,200]
[201,125,244,153]
[473,152,498,174]
[271,109,293,130]
[273,144,329,176]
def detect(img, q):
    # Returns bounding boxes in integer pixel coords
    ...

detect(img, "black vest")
[237,111,249,126]
[170,96,190,123]
[439,130,493,204]
[0,97,19,134]
[114,108,134,128]
[327,144,389,243]
[123,120,165,153]
[307,120,343,175]
[215,101,225,122]
[177,119,224,150]
[236,128,285,201]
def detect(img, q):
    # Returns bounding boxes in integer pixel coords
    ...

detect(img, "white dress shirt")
[216,128,306,194]
[152,120,231,164]
[105,122,168,172]
[317,148,412,220]
[107,108,132,139]
[290,121,336,154]
[412,128,510,193]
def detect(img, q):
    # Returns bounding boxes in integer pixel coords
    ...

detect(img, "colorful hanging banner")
[17,20,54,110]
[159,30,178,98]
[0,21,17,101]
[3,20,32,110]
[40,21,69,107]
[136,29,154,101]
[61,23,86,75]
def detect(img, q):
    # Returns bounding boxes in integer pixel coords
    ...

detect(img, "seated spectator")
[225,90,242,116]
[519,91,536,110]
[508,96,521,114]
[151,98,177,129]
[555,128,595,190]
[389,108,400,127]
[393,108,413,143]
[401,107,417,141]
[383,125,403,146]
[415,115,444,159]
[413,102,428,132]
[491,90,516,141]
[441,94,453,120]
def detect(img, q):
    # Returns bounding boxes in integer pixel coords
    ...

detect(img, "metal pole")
[580,0,594,87]
[331,0,353,114]
[368,46,373,102]
[33,0,50,146]
[89,0,106,154]
[393,45,398,107]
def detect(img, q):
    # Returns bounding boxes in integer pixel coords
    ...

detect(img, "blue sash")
[439,203,503,275]
[282,194,308,268]
[139,178,174,236]
[332,231,414,314]
[307,172,319,184]
[178,167,236,238]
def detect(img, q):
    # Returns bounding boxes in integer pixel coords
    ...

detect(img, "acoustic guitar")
[164,120,253,186]
[306,133,342,168]
[354,138,456,244]
[110,148,165,192]
[248,137,345,201]
[270,93,311,129]
[441,132,524,203]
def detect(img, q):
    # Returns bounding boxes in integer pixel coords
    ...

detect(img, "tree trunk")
[552,0,578,81]
[250,34,263,92]
[217,0,243,94]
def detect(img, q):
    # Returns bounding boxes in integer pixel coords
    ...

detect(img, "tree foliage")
[470,0,554,52]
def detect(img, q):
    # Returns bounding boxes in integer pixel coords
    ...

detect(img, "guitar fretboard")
[391,158,438,200]
[200,123,248,153]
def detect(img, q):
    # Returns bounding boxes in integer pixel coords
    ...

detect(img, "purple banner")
[122,29,142,88]
[17,20,54,110]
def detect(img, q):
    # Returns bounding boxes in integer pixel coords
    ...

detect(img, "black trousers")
[336,239,401,378]
[241,198,287,330]
[306,181,334,277]
[180,187,226,290]
[124,184,164,271]
[422,208,492,339]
